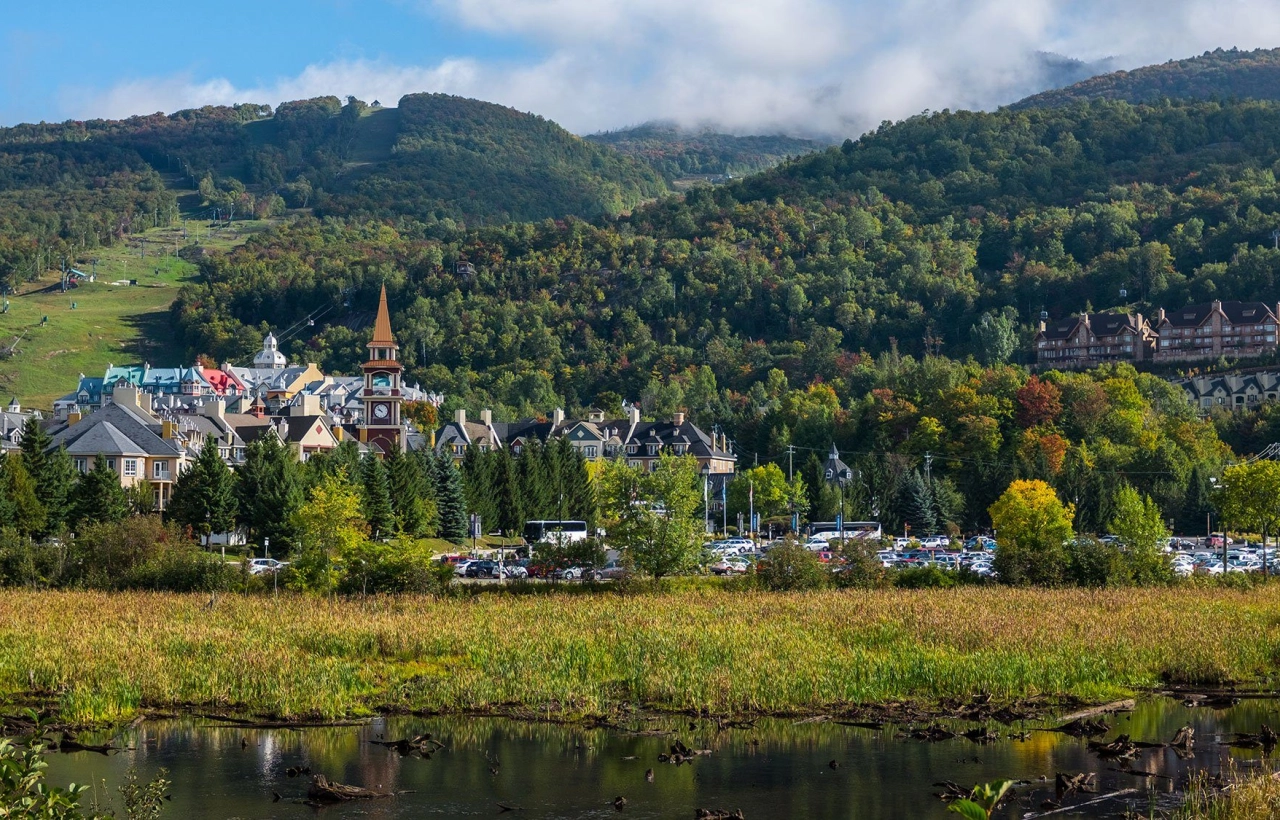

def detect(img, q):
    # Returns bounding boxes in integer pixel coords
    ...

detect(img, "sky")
[6,0,1280,138]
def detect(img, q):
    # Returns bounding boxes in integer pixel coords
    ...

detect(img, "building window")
[123,459,138,477]
[74,457,87,473]
[584,446,598,458]
[628,460,642,469]
[153,460,170,479]
[106,458,116,471]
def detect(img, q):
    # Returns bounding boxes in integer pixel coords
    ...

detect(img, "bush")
[336,540,449,595]
[71,517,208,590]
[125,549,240,593]
[830,540,888,589]
[757,542,828,592]
[1064,537,1130,587]
[0,528,71,588]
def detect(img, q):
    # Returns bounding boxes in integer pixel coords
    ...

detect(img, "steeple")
[370,285,397,349]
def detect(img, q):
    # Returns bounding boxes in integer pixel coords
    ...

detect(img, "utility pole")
[924,452,933,485]
[787,444,794,482]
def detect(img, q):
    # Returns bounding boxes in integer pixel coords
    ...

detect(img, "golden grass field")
[3,586,1277,724]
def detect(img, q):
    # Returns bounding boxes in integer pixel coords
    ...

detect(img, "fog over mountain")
[44,1,1280,140]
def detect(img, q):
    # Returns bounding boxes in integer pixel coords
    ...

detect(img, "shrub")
[894,565,959,589]
[0,528,71,588]
[125,549,240,593]
[830,540,888,589]
[1064,536,1130,587]
[757,542,828,592]
[71,517,203,590]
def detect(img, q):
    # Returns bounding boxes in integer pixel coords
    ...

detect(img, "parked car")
[710,559,749,575]
[453,559,476,576]
[247,558,288,575]
[553,566,587,581]
[586,561,628,581]
[464,560,503,579]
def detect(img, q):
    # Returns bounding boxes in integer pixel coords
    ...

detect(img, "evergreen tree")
[0,455,44,536]
[167,441,237,544]
[411,449,440,536]
[18,418,75,535]
[360,453,396,538]
[461,445,497,527]
[517,439,552,519]
[898,470,937,537]
[385,447,429,536]
[434,451,468,543]
[71,456,129,528]
[235,435,303,550]
[800,453,824,522]
[491,448,524,535]
[1178,464,1214,536]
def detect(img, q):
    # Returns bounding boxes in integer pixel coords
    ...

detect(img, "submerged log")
[1086,734,1139,760]
[57,737,121,755]
[695,811,745,820]
[1043,718,1109,737]
[1054,772,1095,799]
[306,774,392,803]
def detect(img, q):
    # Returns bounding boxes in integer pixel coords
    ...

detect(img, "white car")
[247,558,288,575]
[710,559,749,575]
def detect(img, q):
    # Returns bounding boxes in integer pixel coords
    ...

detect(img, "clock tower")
[360,285,404,454]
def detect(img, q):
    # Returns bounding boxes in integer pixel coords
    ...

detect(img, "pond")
[43,697,1280,819]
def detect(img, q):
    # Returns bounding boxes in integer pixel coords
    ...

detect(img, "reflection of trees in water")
[46,704,1279,818]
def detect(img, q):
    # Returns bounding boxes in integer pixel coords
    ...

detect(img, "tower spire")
[370,284,396,348]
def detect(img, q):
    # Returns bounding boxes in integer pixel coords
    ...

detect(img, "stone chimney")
[672,411,685,426]
[201,399,225,420]
[67,411,82,426]
[588,409,605,423]
[480,408,493,426]
[454,408,467,426]
[552,407,565,427]
[629,405,641,426]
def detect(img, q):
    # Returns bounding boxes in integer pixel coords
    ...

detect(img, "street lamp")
[837,467,853,552]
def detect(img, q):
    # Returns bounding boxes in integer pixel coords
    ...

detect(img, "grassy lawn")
[1,586,1277,724]
[0,220,278,410]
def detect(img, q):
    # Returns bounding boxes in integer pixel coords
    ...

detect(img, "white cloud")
[53,0,1280,139]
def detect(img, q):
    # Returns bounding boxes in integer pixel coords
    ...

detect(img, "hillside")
[585,123,824,182]
[174,98,1280,414]
[1012,47,1280,109]
[0,94,667,293]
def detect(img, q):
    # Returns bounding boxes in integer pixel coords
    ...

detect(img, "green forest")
[1014,46,1280,110]
[586,123,823,180]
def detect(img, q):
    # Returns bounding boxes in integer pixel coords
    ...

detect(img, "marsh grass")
[4,586,1279,723]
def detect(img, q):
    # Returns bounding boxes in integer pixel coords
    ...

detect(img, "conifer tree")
[517,439,552,519]
[71,456,129,528]
[167,440,237,545]
[360,453,396,538]
[0,455,44,536]
[434,451,468,543]
[898,469,937,537]
[461,445,496,525]
[491,448,524,535]
[235,435,303,550]
[18,418,75,535]
[385,447,428,536]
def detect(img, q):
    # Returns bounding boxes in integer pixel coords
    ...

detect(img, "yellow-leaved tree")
[989,479,1075,586]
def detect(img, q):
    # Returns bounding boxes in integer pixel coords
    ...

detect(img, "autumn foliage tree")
[1015,376,1063,428]
[990,479,1076,586]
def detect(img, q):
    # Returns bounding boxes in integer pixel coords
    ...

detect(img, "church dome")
[253,333,288,369]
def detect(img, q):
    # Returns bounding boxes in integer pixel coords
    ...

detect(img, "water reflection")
[44,698,1280,819]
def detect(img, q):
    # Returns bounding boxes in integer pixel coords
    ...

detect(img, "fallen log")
[57,737,122,755]
[1057,700,1135,722]
[695,810,745,820]
[307,774,392,803]
[1040,718,1109,737]
[1054,771,1095,799]
[1087,734,1139,760]
[1020,788,1140,818]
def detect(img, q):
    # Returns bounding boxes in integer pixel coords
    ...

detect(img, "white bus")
[808,521,883,541]
[523,520,590,545]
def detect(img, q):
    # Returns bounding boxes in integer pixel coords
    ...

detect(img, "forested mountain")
[1013,47,1280,110]
[585,123,824,181]
[0,93,666,290]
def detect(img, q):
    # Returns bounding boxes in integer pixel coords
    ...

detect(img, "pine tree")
[461,445,496,526]
[517,439,552,519]
[411,449,440,536]
[898,470,937,537]
[0,455,44,536]
[168,441,237,544]
[71,456,129,528]
[360,453,396,538]
[18,418,74,535]
[235,435,303,550]
[800,453,825,521]
[491,448,524,535]
[385,447,428,536]
[433,451,468,543]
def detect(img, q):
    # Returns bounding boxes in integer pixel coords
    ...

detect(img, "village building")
[1035,311,1155,367]
[1152,300,1280,362]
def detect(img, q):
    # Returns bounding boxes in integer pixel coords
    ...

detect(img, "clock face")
[372,403,389,420]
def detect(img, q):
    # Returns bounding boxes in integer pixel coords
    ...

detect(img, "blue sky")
[5,1,1280,137]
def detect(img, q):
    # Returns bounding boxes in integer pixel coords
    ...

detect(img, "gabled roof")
[280,415,334,444]
[1038,316,1082,341]
[49,402,182,458]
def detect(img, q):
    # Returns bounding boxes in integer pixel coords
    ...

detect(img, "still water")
[43,698,1280,819]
